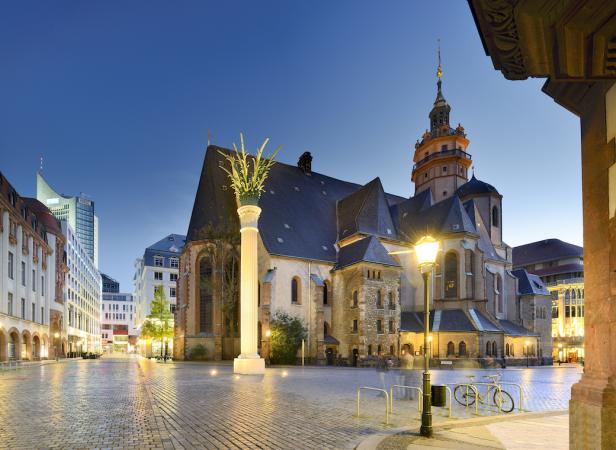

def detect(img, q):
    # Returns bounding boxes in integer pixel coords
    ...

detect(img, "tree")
[269,311,307,365]
[141,285,174,357]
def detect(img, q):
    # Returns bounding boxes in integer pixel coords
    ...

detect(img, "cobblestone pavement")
[0,356,582,449]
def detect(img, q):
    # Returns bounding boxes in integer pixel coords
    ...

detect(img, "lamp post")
[525,340,530,367]
[415,235,440,438]
[265,329,271,362]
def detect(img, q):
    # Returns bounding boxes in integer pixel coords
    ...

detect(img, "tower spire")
[437,39,442,80]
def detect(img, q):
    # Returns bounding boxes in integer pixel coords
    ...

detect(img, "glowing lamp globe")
[54,332,59,338]
[414,236,439,267]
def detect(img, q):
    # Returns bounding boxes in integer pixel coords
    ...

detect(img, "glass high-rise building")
[36,172,99,268]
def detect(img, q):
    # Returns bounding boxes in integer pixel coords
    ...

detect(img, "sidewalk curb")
[354,409,568,450]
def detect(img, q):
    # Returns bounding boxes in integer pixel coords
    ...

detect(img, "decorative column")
[234,204,265,374]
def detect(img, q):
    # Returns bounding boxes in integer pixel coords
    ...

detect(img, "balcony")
[412,148,472,173]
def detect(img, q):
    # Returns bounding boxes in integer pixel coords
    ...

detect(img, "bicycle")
[454,374,515,413]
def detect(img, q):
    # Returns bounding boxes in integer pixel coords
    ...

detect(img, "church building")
[174,70,552,367]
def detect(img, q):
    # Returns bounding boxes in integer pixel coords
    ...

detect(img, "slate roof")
[144,234,186,267]
[187,146,505,268]
[21,197,63,236]
[334,236,400,270]
[400,309,475,332]
[472,309,502,332]
[511,269,550,296]
[531,263,584,277]
[498,320,539,337]
[456,175,501,198]
[512,238,583,267]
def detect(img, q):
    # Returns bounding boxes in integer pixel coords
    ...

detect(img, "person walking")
[376,354,389,393]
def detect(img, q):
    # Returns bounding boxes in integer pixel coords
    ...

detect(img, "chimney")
[298,151,312,175]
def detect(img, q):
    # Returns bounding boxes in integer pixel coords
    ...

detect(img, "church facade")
[174,76,552,367]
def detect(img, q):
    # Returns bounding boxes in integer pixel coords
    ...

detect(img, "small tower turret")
[411,45,473,202]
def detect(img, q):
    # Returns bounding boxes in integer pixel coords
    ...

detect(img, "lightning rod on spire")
[436,39,443,80]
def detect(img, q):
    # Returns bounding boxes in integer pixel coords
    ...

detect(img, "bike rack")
[498,382,524,412]
[470,382,505,411]
[450,383,479,415]
[389,385,422,414]
[444,385,453,418]
[357,386,389,425]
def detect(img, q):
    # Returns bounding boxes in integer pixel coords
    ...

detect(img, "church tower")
[411,49,472,202]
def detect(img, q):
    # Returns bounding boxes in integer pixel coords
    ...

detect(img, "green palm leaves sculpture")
[219,133,281,206]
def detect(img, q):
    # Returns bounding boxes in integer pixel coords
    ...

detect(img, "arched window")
[486,341,492,356]
[506,343,510,357]
[376,290,383,309]
[511,344,514,357]
[367,344,372,356]
[492,341,497,357]
[291,278,300,304]
[199,255,213,334]
[323,283,328,305]
[447,341,455,356]
[572,289,577,300]
[492,205,499,227]
[352,290,358,308]
[388,291,395,309]
[459,341,467,357]
[444,251,458,298]
[390,345,395,355]
[496,274,503,314]
[324,321,329,336]
[377,344,382,355]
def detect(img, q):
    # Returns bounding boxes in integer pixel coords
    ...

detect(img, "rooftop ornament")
[219,133,281,207]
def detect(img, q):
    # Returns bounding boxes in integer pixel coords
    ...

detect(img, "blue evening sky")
[0,1,581,290]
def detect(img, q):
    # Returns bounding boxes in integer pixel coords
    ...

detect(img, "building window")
[21,262,26,286]
[352,290,358,308]
[495,274,503,314]
[376,290,383,309]
[444,251,458,298]
[367,344,372,356]
[459,341,467,357]
[32,269,36,291]
[31,303,36,322]
[352,319,358,333]
[170,258,179,268]
[486,341,492,356]
[492,206,499,227]
[442,166,447,173]
[154,256,163,267]
[376,320,383,334]
[170,273,178,282]
[447,341,455,356]
[41,306,44,324]
[199,256,213,334]
[323,283,328,305]
[388,291,395,309]
[41,276,45,296]
[8,252,14,279]
[291,278,300,304]
[388,319,394,333]
[8,293,13,316]
[154,272,163,281]
[170,287,176,298]
[505,343,510,357]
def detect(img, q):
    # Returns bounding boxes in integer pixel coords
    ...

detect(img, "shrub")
[270,311,307,365]
[190,344,207,361]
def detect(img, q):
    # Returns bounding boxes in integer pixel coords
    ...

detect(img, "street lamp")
[525,340,530,367]
[415,235,439,438]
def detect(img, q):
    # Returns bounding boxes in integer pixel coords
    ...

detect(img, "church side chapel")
[174,65,552,367]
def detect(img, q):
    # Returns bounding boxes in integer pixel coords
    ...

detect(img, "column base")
[234,357,265,375]
[570,375,616,449]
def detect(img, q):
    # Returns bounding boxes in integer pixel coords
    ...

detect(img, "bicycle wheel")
[493,389,515,413]
[454,385,476,407]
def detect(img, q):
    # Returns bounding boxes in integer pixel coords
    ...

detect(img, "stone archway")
[0,328,7,362]
[8,328,21,360]
[21,331,32,360]
[32,334,41,360]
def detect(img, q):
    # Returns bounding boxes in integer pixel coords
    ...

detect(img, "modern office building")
[513,239,584,362]
[101,274,137,354]
[134,234,185,355]
[63,221,102,354]
[36,171,99,268]
[0,172,67,361]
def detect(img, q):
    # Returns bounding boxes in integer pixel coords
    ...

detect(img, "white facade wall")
[63,222,102,353]
[0,209,54,359]
[134,257,179,329]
